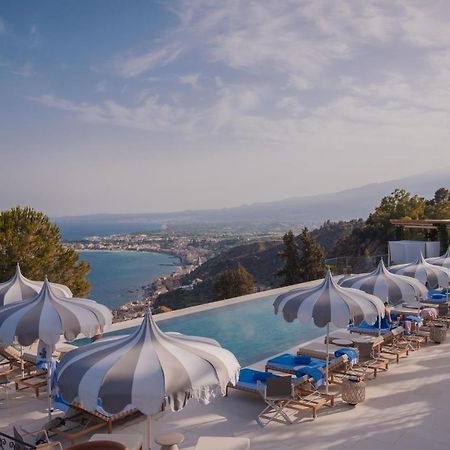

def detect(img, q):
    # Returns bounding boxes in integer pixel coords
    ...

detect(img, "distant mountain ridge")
[55,169,450,229]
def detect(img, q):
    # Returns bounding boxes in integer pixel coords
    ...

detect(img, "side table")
[430,322,447,343]
[342,376,365,405]
[155,432,184,450]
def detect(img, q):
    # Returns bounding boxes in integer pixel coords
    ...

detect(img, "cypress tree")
[299,227,324,281]
[276,230,302,286]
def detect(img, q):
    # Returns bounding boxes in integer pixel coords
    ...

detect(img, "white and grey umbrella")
[0,279,112,419]
[389,253,450,289]
[0,263,72,306]
[339,260,428,305]
[55,312,240,449]
[274,270,385,392]
[426,248,450,269]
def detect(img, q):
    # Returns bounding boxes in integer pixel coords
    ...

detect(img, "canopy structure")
[339,260,428,305]
[0,279,112,419]
[274,270,385,392]
[56,312,240,449]
[0,263,72,306]
[389,253,450,289]
[427,248,450,270]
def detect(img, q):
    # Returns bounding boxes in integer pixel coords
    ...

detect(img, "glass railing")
[325,254,389,275]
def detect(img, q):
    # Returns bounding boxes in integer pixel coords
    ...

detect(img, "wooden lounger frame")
[227,374,334,419]
[49,403,140,445]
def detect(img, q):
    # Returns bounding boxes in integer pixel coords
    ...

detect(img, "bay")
[78,250,179,309]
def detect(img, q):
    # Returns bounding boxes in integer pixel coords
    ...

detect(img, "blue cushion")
[253,371,277,383]
[238,368,258,383]
[293,355,311,365]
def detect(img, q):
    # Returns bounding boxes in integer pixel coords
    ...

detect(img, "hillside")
[155,220,364,310]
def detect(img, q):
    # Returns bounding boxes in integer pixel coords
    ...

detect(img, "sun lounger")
[296,342,346,359]
[379,327,410,362]
[227,368,333,419]
[194,437,250,450]
[265,354,327,374]
[14,371,47,397]
[48,403,140,445]
[348,322,393,335]
[0,344,35,373]
[267,352,359,385]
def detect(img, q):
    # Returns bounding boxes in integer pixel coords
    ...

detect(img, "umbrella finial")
[15,263,23,277]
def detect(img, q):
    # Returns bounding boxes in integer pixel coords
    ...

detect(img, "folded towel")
[334,348,358,366]
[295,366,324,388]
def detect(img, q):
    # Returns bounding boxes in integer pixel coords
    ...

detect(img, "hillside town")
[67,231,269,321]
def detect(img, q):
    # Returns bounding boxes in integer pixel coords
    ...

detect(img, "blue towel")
[267,354,311,366]
[406,315,423,325]
[334,348,358,366]
[295,366,324,388]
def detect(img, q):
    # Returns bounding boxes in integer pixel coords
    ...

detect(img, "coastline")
[76,248,195,322]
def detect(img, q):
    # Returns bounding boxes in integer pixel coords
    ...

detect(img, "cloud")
[12,63,35,78]
[29,2,450,149]
[178,73,201,89]
[29,93,194,133]
[116,43,182,78]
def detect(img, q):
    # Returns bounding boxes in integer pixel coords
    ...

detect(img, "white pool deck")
[2,331,450,450]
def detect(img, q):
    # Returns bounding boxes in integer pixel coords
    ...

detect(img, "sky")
[1,1,450,216]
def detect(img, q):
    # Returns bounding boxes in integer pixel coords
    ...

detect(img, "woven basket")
[342,377,365,405]
[430,323,447,343]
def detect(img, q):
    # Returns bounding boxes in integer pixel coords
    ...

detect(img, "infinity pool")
[75,296,325,367]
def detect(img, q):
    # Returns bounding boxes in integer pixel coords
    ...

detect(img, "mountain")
[55,169,450,233]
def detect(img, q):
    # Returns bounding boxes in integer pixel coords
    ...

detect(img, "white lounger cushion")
[195,436,250,450]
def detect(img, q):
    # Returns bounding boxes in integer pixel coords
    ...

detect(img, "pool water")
[74,296,325,367]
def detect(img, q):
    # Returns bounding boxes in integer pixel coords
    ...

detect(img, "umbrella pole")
[147,415,151,450]
[326,323,329,394]
[20,345,24,379]
[47,354,52,422]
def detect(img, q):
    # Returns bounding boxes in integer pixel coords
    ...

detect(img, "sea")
[57,221,178,309]
[79,251,179,309]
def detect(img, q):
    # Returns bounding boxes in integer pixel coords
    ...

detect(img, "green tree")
[366,189,426,240]
[298,227,324,281]
[276,230,302,286]
[213,263,254,300]
[426,188,450,219]
[0,206,90,296]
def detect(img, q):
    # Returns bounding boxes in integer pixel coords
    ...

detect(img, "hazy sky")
[1,1,450,216]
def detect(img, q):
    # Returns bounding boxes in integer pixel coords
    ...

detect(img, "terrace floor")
[2,331,450,450]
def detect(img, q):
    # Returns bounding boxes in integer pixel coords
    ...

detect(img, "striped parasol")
[339,260,428,305]
[0,263,72,306]
[274,270,384,392]
[426,247,450,269]
[389,253,450,289]
[0,279,112,419]
[55,312,240,449]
